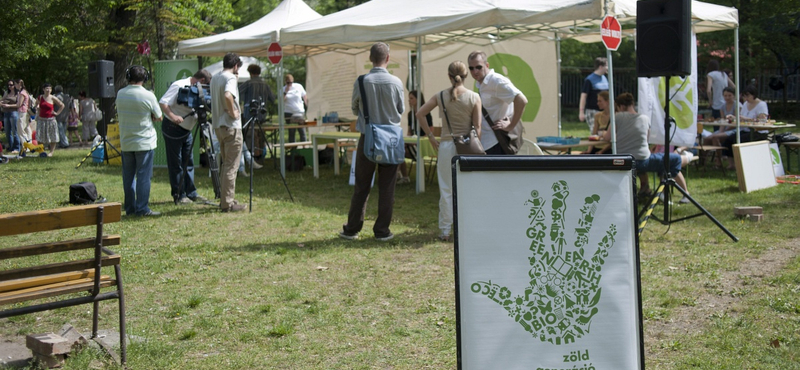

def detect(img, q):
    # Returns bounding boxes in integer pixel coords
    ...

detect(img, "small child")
[67,103,84,146]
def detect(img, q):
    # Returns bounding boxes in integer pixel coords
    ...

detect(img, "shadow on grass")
[231,231,436,254]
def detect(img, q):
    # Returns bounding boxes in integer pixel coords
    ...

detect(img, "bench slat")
[0,270,96,293]
[0,255,121,282]
[0,203,121,237]
[0,235,121,261]
[0,278,117,305]
[0,275,109,298]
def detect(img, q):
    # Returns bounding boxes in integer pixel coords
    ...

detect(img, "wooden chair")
[0,203,127,364]
[517,138,544,155]
[693,122,727,175]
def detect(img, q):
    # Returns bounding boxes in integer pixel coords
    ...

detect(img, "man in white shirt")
[467,50,527,155]
[159,69,212,205]
[210,53,245,212]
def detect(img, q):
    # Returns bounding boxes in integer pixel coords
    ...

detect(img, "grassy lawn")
[1,121,799,369]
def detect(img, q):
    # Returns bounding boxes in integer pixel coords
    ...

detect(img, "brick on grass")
[26,333,71,356]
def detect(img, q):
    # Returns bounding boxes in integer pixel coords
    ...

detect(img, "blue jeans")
[3,111,20,152]
[57,120,70,147]
[122,150,155,216]
[284,113,306,142]
[162,121,198,201]
[636,152,682,177]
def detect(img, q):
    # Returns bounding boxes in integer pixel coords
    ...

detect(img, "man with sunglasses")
[467,51,528,155]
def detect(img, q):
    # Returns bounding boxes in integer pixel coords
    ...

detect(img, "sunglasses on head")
[468,65,483,71]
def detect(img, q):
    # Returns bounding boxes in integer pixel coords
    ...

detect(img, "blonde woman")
[416,61,482,241]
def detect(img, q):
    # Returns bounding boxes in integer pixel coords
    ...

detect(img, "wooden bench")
[0,203,127,365]
[689,144,727,174]
[780,141,800,172]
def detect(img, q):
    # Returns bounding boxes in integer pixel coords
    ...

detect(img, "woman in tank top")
[415,61,482,242]
[34,83,65,156]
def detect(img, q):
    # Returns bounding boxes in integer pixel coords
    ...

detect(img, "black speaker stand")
[636,76,738,242]
[76,98,121,169]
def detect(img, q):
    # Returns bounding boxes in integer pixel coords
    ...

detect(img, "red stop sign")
[268,42,283,64]
[601,16,621,51]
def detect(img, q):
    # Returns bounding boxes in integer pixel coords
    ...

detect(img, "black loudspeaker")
[88,60,115,98]
[637,0,691,77]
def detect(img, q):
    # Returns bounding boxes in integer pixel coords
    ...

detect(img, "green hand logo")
[770,147,781,165]
[484,53,542,122]
[658,76,695,129]
[472,180,617,345]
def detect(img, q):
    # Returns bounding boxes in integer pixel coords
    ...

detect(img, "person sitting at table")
[397,90,432,184]
[582,90,610,154]
[721,85,769,169]
[604,93,692,204]
[416,60,482,241]
[702,87,740,167]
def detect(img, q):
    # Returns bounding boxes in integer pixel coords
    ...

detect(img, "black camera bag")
[69,182,99,204]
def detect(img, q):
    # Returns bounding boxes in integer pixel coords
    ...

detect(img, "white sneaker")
[251,161,263,170]
[681,151,694,163]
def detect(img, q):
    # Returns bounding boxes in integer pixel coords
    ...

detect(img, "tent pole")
[555,33,562,137]
[415,37,425,194]
[279,54,286,178]
[607,50,616,154]
[734,26,740,144]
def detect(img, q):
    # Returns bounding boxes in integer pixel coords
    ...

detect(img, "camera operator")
[238,64,275,176]
[159,69,213,205]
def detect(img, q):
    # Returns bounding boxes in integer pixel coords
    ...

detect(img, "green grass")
[1,121,799,369]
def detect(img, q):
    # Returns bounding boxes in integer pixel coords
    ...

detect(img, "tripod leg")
[638,182,666,237]
[667,179,739,242]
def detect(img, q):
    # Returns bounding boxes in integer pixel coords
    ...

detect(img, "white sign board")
[733,140,778,193]
[453,156,643,370]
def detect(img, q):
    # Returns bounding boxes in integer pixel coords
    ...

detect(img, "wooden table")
[536,139,609,154]
[311,132,436,178]
[710,122,795,141]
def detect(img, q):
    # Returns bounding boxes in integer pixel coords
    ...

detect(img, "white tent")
[177,0,324,177]
[280,0,738,53]
[280,0,740,191]
[177,0,322,57]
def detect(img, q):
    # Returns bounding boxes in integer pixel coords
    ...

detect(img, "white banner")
[306,49,409,122]
[420,38,559,139]
[637,32,698,148]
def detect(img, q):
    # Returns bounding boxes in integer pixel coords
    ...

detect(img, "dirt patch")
[644,237,800,359]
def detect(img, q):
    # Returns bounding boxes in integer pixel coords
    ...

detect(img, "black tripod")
[637,76,738,242]
[242,99,294,211]
[76,98,121,169]
[190,111,221,200]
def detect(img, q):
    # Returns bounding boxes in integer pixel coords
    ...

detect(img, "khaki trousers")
[215,127,243,210]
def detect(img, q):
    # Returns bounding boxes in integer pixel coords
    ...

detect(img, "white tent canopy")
[279,0,601,54]
[279,0,738,54]
[177,0,322,57]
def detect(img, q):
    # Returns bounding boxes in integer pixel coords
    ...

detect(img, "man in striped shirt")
[116,65,163,217]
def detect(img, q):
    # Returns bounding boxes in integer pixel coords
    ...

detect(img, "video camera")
[246,98,268,123]
[176,84,211,110]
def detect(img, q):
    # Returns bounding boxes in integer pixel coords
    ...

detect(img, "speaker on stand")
[634,0,738,241]
[87,60,115,136]
[78,60,121,168]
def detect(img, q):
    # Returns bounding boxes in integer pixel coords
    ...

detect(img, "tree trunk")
[156,0,166,61]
